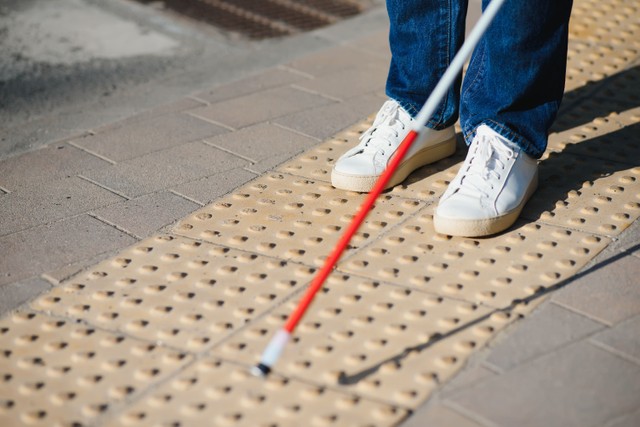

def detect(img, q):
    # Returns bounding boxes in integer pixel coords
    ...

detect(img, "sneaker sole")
[331,136,457,193]
[433,170,539,237]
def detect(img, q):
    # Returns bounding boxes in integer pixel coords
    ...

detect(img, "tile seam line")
[277,64,315,79]
[0,211,127,240]
[518,217,621,241]
[550,300,614,326]
[202,141,257,163]
[588,337,640,367]
[88,213,143,241]
[441,399,500,427]
[482,319,610,375]
[167,189,206,207]
[185,111,237,131]
[290,83,344,102]
[77,174,132,201]
[271,121,323,141]
[67,140,118,165]
[39,248,123,287]
[24,306,196,357]
[18,309,205,426]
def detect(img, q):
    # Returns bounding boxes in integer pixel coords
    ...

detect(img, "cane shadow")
[522,122,640,223]
[339,68,640,386]
[338,243,640,385]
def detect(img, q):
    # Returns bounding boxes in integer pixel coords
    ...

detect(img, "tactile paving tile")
[31,235,313,352]
[547,116,639,165]
[0,311,191,427]
[277,117,468,203]
[107,358,408,427]
[337,211,610,308]
[174,173,425,267]
[523,154,640,237]
[563,39,639,93]
[277,115,373,183]
[569,0,640,47]
[211,274,514,407]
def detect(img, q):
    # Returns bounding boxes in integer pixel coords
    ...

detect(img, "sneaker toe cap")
[334,152,383,176]
[436,193,494,220]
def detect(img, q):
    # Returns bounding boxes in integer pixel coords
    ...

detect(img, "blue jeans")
[385,0,573,158]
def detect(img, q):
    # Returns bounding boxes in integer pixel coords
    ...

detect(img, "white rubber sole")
[331,136,457,193]
[434,170,539,237]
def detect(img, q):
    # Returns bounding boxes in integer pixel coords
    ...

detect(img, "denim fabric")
[385,0,573,158]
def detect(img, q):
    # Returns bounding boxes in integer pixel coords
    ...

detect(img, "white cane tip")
[251,363,271,377]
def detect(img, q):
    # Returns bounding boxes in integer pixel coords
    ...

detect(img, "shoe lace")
[461,133,514,198]
[359,101,409,156]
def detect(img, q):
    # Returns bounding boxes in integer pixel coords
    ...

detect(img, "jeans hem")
[462,120,545,159]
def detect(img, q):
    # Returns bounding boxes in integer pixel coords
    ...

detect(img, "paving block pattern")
[107,358,408,427]
[174,172,425,267]
[32,235,315,351]
[0,0,639,425]
[0,311,191,427]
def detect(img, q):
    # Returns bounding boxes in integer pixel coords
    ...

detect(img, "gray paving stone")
[285,44,388,77]
[169,168,257,206]
[447,341,640,427]
[608,408,640,427]
[552,252,640,325]
[72,111,228,163]
[81,141,248,198]
[189,86,335,130]
[402,403,486,427]
[591,315,640,365]
[0,143,109,191]
[0,277,51,316]
[344,30,391,60]
[41,250,118,286]
[0,215,136,286]
[292,64,387,101]
[0,176,124,236]
[91,191,200,238]
[485,303,605,372]
[193,67,312,104]
[615,218,640,256]
[440,364,498,396]
[204,122,318,163]
[274,93,385,140]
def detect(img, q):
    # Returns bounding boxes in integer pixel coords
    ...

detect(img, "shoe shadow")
[551,65,640,134]
[338,66,640,387]
[522,122,640,227]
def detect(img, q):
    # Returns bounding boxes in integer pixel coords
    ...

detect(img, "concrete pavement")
[1,0,639,425]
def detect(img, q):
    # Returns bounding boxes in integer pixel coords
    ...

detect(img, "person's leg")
[435,0,573,237]
[386,0,468,130]
[460,0,573,158]
[331,0,468,192]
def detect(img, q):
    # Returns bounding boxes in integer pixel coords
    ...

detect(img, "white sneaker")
[331,100,456,192]
[434,124,538,237]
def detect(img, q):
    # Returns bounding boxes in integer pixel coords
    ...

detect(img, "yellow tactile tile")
[277,116,373,183]
[524,155,640,237]
[210,274,513,407]
[563,39,639,92]
[0,311,191,427]
[107,358,408,427]
[2,1,639,426]
[569,0,640,48]
[338,211,610,308]
[174,173,425,267]
[31,235,313,351]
